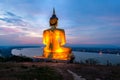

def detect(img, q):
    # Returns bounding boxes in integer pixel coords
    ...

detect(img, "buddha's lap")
[44,47,71,52]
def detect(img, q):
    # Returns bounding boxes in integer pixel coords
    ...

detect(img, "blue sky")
[0,0,120,46]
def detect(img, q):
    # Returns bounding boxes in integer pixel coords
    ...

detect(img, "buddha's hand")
[60,42,65,46]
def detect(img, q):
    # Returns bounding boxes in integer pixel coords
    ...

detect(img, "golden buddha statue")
[43,9,72,60]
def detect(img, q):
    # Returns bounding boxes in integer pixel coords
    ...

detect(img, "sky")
[0,0,120,46]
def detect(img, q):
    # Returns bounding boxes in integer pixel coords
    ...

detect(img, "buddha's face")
[50,18,58,27]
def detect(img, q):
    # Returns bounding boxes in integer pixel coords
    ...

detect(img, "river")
[12,47,120,65]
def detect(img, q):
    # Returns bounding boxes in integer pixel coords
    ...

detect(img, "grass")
[0,63,63,80]
[71,64,120,80]
[0,61,120,80]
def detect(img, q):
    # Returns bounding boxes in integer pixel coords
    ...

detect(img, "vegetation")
[0,55,120,80]
[0,57,5,62]
[0,55,33,62]
[85,58,100,65]
[0,63,63,80]
[72,64,120,80]
[6,55,33,62]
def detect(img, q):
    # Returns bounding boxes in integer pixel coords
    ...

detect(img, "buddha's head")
[49,8,58,27]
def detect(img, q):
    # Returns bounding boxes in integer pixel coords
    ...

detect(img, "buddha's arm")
[60,30,66,46]
[43,31,48,45]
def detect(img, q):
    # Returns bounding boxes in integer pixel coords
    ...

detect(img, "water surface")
[12,48,120,65]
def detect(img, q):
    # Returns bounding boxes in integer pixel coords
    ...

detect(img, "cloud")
[0,11,29,26]
[0,11,43,45]
[96,15,120,26]
[6,12,17,17]
[5,11,21,18]
[0,18,23,25]
[0,0,120,45]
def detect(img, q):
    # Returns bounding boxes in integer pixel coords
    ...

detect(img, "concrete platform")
[33,56,70,63]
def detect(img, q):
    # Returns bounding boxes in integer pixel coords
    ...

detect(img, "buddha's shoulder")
[56,28,64,31]
[43,29,51,32]
[43,28,64,32]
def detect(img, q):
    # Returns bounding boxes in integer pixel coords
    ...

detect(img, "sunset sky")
[0,0,120,46]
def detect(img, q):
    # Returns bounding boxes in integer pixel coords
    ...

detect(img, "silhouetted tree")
[85,58,100,65]
[5,55,33,62]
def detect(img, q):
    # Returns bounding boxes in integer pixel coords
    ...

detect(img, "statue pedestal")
[43,52,72,60]
[33,55,71,63]
[33,52,74,63]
